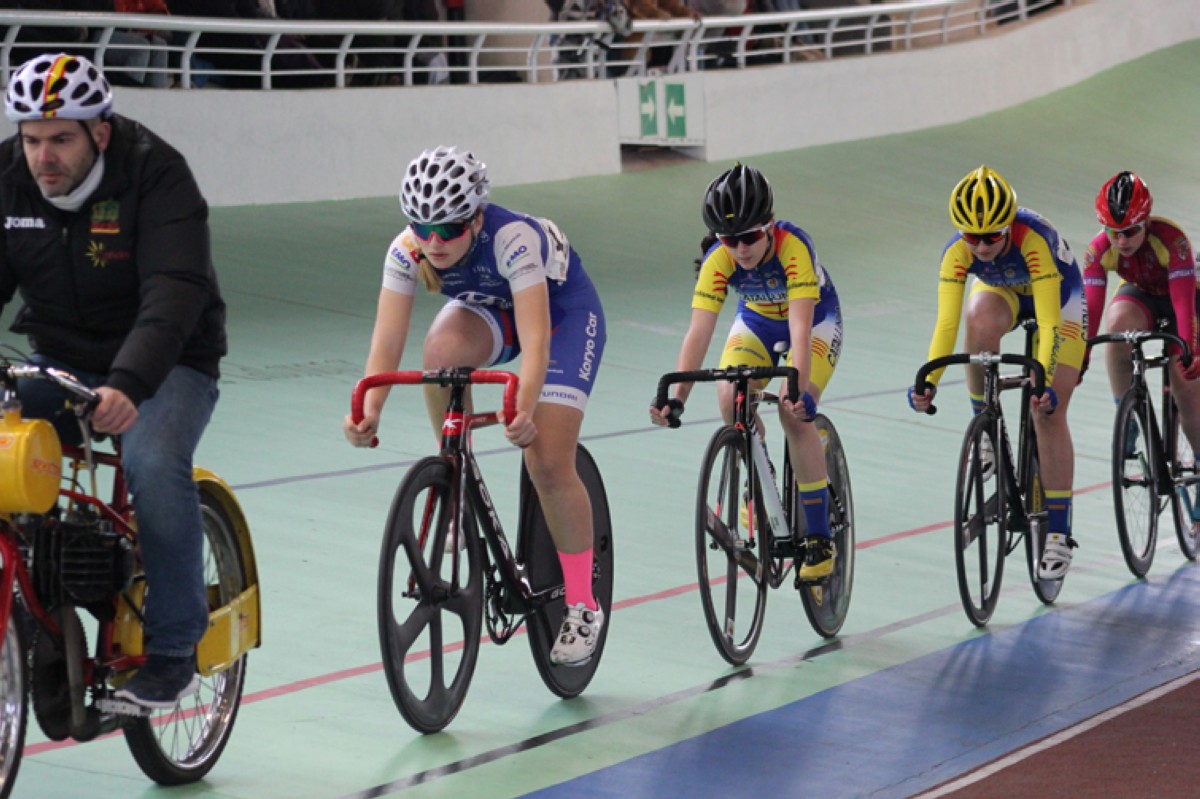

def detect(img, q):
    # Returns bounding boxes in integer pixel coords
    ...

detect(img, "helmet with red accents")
[1096,171,1152,228]
[4,53,112,122]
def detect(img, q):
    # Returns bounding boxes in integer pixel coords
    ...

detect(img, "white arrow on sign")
[667,98,684,123]
[641,96,656,117]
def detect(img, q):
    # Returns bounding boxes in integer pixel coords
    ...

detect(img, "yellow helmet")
[948,166,1017,233]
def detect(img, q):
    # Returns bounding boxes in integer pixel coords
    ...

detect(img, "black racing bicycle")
[656,366,855,665]
[351,368,613,733]
[1087,327,1200,577]
[914,322,1063,626]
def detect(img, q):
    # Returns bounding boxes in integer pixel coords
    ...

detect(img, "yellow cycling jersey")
[692,220,825,320]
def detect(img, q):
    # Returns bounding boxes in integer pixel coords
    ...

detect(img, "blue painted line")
[523,565,1200,799]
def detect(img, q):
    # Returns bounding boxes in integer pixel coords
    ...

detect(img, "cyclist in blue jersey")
[343,146,607,666]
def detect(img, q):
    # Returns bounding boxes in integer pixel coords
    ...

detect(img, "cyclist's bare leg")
[1033,364,1077,495]
[524,403,591,554]
[963,291,1014,398]
[779,383,827,485]
[1103,298,1152,398]
[421,306,494,437]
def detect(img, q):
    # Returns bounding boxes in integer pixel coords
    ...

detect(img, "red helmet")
[1096,171,1152,227]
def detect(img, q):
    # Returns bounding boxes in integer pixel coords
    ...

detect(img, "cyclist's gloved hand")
[789,390,817,421]
[1032,386,1059,415]
[907,384,936,414]
[650,397,684,429]
[1181,355,1200,381]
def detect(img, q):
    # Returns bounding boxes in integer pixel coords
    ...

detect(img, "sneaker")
[798,536,836,582]
[549,603,604,667]
[978,433,995,480]
[1038,533,1077,580]
[113,654,199,710]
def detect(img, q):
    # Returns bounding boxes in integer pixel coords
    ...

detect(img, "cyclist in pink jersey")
[1083,171,1200,473]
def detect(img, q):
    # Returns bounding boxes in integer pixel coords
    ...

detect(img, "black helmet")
[701,164,774,236]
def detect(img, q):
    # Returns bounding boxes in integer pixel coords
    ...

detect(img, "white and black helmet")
[4,53,113,122]
[400,146,490,224]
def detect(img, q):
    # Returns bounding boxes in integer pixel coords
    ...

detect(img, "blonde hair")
[416,252,443,293]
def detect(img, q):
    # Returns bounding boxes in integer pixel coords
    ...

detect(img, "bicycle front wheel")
[377,456,483,734]
[521,445,614,698]
[1113,389,1158,578]
[798,415,855,638]
[695,426,768,665]
[125,487,249,784]
[0,611,27,799]
[954,412,1007,627]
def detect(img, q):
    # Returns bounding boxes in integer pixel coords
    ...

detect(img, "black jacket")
[0,114,227,406]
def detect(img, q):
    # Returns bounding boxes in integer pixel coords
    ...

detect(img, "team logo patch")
[87,241,132,268]
[90,200,120,235]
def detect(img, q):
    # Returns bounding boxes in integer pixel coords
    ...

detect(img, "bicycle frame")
[1089,328,1191,495]
[350,367,558,641]
[656,365,800,566]
[917,324,1048,541]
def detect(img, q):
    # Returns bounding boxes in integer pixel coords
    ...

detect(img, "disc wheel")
[954,412,1006,627]
[377,456,482,734]
[798,415,855,638]
[695,426,767,665]
[1112,390,1157,578]
[124,487,249,784]
[521,445,614,698]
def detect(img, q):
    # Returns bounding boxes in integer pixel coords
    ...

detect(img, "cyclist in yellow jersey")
[908,166,1086,579]
[650,164,843,581]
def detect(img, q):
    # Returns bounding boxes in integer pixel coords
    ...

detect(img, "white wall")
[698,0,1200,161]
[0,0,1195,207]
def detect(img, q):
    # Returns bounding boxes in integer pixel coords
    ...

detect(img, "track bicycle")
[654,365,855,666]
[0,358,260,799]
[1087,327,1200,577]
[350,367,614,734]
[913,322,1063,627]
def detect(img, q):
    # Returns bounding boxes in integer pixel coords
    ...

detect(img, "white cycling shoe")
[550,603,604,667]
[1038,532,1077,580]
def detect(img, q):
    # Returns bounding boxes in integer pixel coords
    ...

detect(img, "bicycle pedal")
[94,697,153,718]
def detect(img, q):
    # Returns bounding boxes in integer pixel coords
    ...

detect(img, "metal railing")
[0,0,1073,90]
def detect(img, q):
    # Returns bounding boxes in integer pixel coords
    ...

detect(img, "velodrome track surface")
[13,39,1200,799]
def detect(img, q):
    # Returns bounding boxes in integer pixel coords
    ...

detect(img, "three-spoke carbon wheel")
[798,415,855,638]
[378,456,483,734]
[521,445,614,698]
[695,426,768,665]
[1112,390,1158,578]
[954,412,1007,627]
[125,487,249,784]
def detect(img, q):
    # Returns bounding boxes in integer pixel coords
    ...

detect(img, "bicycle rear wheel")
[798,415,854,638]
[0,611,27,799]
[954,412,1006,627]
[125,487,249,783]
[1164,392,1200,560]
[521,445,614,698]
[1112,389,1158,578]
[695,426,767,665]
[377,456,483,734]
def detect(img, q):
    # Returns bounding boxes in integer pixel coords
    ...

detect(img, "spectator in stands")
[169,0,327,88]
[628,0,698,21]
[107,0,173,87]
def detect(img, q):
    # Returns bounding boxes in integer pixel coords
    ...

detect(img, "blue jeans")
[19,355,218,658]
